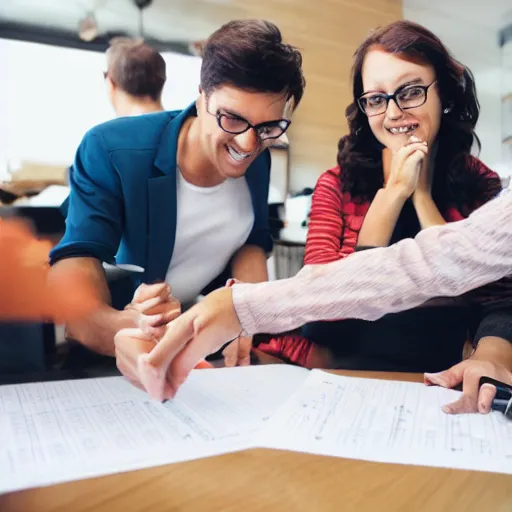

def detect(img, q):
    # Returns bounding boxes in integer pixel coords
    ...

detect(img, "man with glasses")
[50,20,305,364]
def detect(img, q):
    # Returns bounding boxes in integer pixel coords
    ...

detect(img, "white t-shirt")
[165,170,254,306]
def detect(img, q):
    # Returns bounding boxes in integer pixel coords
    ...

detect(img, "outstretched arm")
[133,192,512,400]
[234,191,512,333]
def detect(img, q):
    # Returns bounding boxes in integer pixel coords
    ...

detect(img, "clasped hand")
[115,283,248,396]
[115,282,181,389]
[386,135,429,198]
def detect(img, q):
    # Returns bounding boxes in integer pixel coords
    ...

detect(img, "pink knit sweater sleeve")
[232,191,512,336]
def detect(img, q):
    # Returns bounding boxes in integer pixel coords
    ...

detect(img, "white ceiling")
[0,0,230,42]
[1,0,511,65]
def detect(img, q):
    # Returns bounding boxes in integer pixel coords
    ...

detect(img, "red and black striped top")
[257,156,512,370]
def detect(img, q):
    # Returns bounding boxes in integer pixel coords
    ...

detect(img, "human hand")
[125,282,181,338]
[387,135,428,198]
[222,335,252,367]
[424,359,512,414]
[136,287,242,400]
[114,327,156,390]
[114,326,214,393]
[408,134,433,196]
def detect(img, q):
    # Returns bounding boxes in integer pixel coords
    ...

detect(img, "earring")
[443,107,452,114]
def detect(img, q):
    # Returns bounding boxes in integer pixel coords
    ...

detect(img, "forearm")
[471,337,512,371]
[412,191,447,229]
[51,257,136,355]
[68,305,137,356]
[231,245,268,283]
[357,187,406,247]
[232,192,512,335]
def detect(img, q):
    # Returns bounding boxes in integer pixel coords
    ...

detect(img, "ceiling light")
[78,12,98,42]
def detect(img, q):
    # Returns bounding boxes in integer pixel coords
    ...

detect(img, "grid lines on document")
[0,376,254,474]
[0,378,191,473]
[275,375,512,460]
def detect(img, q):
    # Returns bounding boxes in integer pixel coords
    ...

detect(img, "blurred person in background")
[104,37,166,116]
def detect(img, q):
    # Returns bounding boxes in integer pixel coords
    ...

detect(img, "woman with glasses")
[254,20,512,384]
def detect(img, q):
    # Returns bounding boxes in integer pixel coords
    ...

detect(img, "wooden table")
[1,370,511,512]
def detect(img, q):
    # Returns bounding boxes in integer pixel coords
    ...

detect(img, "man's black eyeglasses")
[206,104,291,141]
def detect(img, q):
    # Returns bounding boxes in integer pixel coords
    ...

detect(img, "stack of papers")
[0,366,510,494]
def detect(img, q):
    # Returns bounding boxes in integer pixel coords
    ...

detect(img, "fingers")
[442,394,476,414]
[140,287,241,397]
[160,305,182,323]
[130,295,166,314]
[424,361,472,414]
[137,305,182,337]
[389,142,428,189]
[138,312,202,400]
[426,360,499,415]
[424,360,469,389]
[476,383,497,414]
[129,283,182,330]
[125,376,147,393]
[131,283,181,315]
[167,329,214,394]
[146,312,196,369]
[135,300,180,317]
[129,282,182,338]
[133,282,171,303]
[444,370,497,414]
[114,327,174,400]
[114,328,156,382]
[138,352,216,401]
[137,354,175,401]
[138,317,167,339]
[408,149,427,168]
[408,135,426,145]
[393,141,428,160]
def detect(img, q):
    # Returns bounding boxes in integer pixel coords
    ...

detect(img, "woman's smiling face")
[361,47,442,151]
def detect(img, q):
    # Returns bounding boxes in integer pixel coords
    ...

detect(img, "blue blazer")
[50,104,273,297]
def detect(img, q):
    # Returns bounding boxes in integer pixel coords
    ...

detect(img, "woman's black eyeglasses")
[206,103,291,141]
[357,81,437,117]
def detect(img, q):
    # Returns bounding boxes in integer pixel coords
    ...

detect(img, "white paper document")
[258,370,512,475]
[0,365,308,494]
[2,366,511,495]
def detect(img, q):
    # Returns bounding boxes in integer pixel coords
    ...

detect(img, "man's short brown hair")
[106,38,166,101]
[200,20,305,108]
